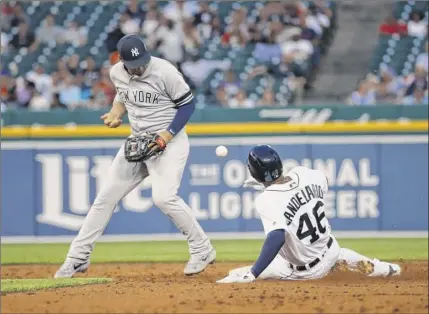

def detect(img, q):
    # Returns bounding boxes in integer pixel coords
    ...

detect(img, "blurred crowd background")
[0,0,427,112]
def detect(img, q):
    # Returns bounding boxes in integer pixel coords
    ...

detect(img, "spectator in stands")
[82,56,100,86]
[221,8,250,47]
[66,54,81,76]
[182,19,202,58]
[1,32,10,54]
[219,70,241,99]
[249,53,306,80]
[403,86,428,105]
[215,87,228,106]
[1,1,14,31]
[349,79,376,106]
[141,10,159,38]
[125,0,145,23]
[119,12,140,35]
[181,55,230,88]
[51,93,67,109]
[303,4,323,37]
[151,17,184,66]
[105,24,125,54]
[90,66,116,108]
[257,88,276,106]
[142,0,158,13]
[58,75,81,108]
[283,3,302,27]
[36,14,64,44]
[379,15,407,35]
[193,1,222,41]
[404,65,428,98]
[227,89,255,108]
[74,72,92,105]
[62,21,87,47]
[281,32,314,63]
[29,90,50,111]
[25,64,53,103]
[376,65,405,103]
[407,11,427,38]
[10,22,37,52]
[10,2,30,28]
[0,69,16,106]
[416,41,428,73]
[163,0,198,26]
[15,78,36,108]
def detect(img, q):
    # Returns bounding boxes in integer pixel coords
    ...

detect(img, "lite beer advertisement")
[1,135,428,237]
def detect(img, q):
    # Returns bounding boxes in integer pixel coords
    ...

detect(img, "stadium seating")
[370,1,428,76]
[2,1,337,107]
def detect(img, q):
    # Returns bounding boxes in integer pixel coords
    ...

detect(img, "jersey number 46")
[296,201,327,244]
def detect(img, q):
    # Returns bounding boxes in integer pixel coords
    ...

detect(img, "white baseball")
[216,145,228,157]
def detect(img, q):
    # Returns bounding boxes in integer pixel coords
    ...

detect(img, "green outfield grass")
[1,238,427,265]
[1,278,112,294]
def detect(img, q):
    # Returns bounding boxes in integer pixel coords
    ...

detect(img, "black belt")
[290,237,334,272]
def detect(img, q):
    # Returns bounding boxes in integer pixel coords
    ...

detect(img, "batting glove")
[243,178,265,191]
[216,271,256,284]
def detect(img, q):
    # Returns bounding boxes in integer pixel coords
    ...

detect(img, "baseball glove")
[124,134,167,162]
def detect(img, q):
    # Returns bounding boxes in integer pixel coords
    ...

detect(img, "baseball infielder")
[55,34,216,278]
[217,145,401,283]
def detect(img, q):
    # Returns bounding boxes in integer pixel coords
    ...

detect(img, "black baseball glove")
[124,134,167,162]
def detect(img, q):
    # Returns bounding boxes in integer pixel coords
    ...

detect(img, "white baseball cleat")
[54,260,90,279]
[184,248,216,276]
[357,259,401,277]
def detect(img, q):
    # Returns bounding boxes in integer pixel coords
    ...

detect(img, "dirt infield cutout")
[1,262,428,313]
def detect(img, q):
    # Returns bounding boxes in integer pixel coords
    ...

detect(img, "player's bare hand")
[100,112,122,128]
[157,130,174,144]
[146,130,173,153]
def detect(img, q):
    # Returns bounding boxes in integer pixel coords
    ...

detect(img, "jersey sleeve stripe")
[174,90,193,107]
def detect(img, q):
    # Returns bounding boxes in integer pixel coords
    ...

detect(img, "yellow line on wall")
[1,120,428,138]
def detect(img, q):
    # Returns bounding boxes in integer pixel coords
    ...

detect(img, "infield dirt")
[1,261,428,313]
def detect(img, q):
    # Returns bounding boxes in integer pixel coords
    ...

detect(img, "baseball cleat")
[184,248,216,276]
[335,260,351,272]
[357,260,375,275]
[386,263,401,277]
[357,260,401,277]
[54,260,90,278]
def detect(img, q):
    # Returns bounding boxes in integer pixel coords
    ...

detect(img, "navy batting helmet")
[117,34,151,69]
[247,145,283,183]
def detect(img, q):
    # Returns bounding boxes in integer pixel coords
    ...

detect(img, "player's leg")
[336,247,401,277]
[55,145,148,278]
[227,256,294,280]
[145,130,214,275]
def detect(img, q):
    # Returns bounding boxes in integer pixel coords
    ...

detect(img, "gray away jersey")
[110,57,193,135]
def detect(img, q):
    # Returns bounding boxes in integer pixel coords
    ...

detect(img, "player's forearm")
[110,101,127,118]
[167,98,196,136]
[251,229,285,278]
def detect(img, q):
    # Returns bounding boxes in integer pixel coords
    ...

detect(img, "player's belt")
[290,237,334,272]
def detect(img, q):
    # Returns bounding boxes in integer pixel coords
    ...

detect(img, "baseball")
[216,145,228,157]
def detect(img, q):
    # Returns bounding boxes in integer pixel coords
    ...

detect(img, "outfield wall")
[2,134,428,238]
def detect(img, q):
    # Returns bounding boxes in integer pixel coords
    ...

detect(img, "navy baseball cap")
[117,34,151,69]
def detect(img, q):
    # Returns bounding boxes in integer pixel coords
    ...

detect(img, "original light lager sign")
[1,135,427,236]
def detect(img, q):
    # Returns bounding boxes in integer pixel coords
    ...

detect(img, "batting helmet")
[117,34,151,69]
[247,145,283,183]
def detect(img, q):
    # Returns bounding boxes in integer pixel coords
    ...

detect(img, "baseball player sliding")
[55,34,216,278]
[217,145,401,283]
